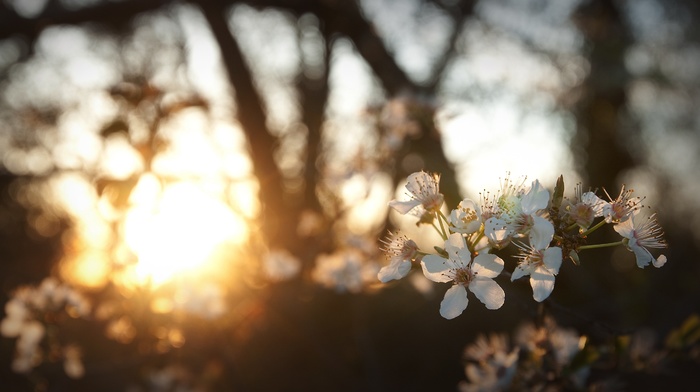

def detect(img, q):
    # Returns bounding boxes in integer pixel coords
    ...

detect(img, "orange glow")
[60,250,111,289]
[119,174,248,287]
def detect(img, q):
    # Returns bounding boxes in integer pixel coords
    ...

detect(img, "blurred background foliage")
[0,0,699,390]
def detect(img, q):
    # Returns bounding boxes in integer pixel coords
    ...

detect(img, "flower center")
[526,250,545,267]
[461,208,478,225]
[453,267,474,285]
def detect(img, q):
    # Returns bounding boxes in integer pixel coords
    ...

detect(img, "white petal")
[440,284,469,319]
[469,277,505,310]
[511,264,531,281]
[613,217,634,239]
[388,199,422,214]
[445,232,467,252]
[485,218,512,247]
[543,247,563,274]
[449,199,482,234]
[405,171,434,195]
[530,267,556,302]
[529,216,554,250]
[582,192,606,216]
[472,253,504,279]
[0,317,24,338]
[521,180,549,215]
[421,255,452,283]
[653,254,667,268]
[377,260,412,283]
[629,238,653,268]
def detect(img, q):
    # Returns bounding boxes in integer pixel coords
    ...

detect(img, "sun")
[120,174,248,287]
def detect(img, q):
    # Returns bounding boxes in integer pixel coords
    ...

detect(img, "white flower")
[63,345,85,379]
[449,198,482,234]
[581,191,606,217]
[564,186,607,229]
[460,334,519,392]
[1,299,29,338]
[511,219,563,302]
[613,212,667,268]
[511,180,550,239]
[520,180,550,216]
[602,185,642,223]
[389,171,444,214]
[263,249,302,281]
[481,178,550,248]
[312,250,367,293]
[174,283,227,319]
[483,217,513,249]
[377,232,418,283]
[421,233,505,319]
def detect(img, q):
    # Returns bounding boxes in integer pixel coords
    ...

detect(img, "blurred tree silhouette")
[1,0,700,391]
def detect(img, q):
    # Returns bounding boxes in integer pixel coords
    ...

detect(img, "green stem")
[469,230,484,253]
[582,219,607,236]
[578,241,624,250]
[437,210,450,240]
[431,222,446,240]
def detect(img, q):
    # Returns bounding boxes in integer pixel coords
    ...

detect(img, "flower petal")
[444,231,466,254]
[521,180,549,215]
[582,191,606,216]
[613,217,634,239]
[377,260,411,283]
[530,267,556,302]
[405,171,437,196]
[653,254,667,268]
[511,263,531,281]
[543,247,563,274]
[472,253,504,279]
[529,216,554,250]
[440,284,469,319]
[421,255,452,283]
[388,199,422,215]
[485,217,512,247]
[629,238,653,268]
[469,277,505,310]
[449,199,482,234]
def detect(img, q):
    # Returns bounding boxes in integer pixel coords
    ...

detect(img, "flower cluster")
[378,171,668,319]
[0,277,90,377]
[459,317,590,391]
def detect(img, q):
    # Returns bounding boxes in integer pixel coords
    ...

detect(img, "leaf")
[433,246,448,257]
[569,250,580,266]
[552,175,565,209]
[665,313,700,350]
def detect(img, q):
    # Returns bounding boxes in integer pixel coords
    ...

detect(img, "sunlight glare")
[122,176,248,286]
[437,100,578,195]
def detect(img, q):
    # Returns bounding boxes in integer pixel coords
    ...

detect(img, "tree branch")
[199,1,289,246]
[0,0,168,41]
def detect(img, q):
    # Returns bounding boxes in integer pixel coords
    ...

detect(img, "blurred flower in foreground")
[514,317,589,389]
[173,283,227,319]
[0,277,90,377]
[263,249,302,281]
[63,344,85,379]
[459,333,519,392]
[312,249,377,293]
